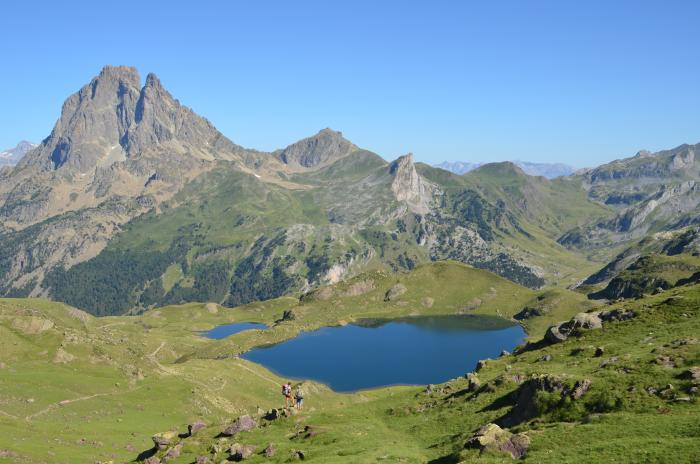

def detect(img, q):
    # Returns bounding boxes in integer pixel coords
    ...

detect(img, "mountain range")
[434,160,576,178]
[1,65,698,316]
[0,140,36,167]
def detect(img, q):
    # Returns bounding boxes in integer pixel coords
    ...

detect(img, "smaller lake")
[202,322,267,339]
[241,315,525,392]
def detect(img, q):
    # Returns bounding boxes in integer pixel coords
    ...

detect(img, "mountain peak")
[97,65,141,88]
[19,65,235,172]
[144,72,163,89]
[389,153,436,214]
[278,128,358,170]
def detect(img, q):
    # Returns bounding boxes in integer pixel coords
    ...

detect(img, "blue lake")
[240,315,525,392]
[202,322,267,339]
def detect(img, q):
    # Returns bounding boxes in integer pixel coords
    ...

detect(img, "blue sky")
[2,1,700,167]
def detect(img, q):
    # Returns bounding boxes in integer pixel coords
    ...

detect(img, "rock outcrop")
[222,415,257,437]
[389,153,438,215]
[465,423,530,459]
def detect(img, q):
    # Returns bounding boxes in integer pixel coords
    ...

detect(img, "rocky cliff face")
[390,153,439,215]
[0,66,267,296]
[560,144,700,249]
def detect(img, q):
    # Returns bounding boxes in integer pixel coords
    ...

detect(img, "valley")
[0,65,699,463]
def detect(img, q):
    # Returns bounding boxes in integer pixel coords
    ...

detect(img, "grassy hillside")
[1,262,697,463]
[30,154,616,317]
[0,262,583,463]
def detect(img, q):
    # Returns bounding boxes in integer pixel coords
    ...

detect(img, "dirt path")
[25,386,144,421]
[232,359,279,386]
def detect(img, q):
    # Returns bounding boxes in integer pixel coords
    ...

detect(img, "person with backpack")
[282,382,292,408]
[294,384,304,410]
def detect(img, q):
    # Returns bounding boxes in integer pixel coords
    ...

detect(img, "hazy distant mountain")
[0,140,36,167]
[433,161,483,175]
[435,160,575,178]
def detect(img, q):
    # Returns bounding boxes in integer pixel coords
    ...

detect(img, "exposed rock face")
[389,153,438,215]
[0,65,266,297]
[561,143,700,249]
[465,423,530,459]
[278,128,357,170]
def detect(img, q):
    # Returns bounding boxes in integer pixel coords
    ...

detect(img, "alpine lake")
[203,315,525,392]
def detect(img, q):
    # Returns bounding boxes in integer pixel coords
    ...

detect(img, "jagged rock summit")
[390,153,439,214]
[19,65,244,174]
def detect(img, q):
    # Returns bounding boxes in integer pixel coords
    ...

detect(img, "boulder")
[465,373,481,392]
[152,431,177,450]
[594,346,605,357]
[654,355,676,369]
[571,379,592,400]
[264,408,289,421]
[384,283,407,301]
[679,367,700,383]
[292,450,306,460]
[263,443,276,458]
[475,360,487,372]
[188,420,207,436]
[229,443,256,460]
[164,444,182,461]
[465,423,530,459]
[545,325,568,344]
[499,375,591,427]
[572,312,603,330]
[222,415,257,437]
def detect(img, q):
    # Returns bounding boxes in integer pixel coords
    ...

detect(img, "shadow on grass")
[135,446,157,462]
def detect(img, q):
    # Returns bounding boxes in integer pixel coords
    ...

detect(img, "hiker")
[294,384,304,410]
[282,382,293,407]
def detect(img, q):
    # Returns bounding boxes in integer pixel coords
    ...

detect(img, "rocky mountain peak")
[0,140,37,167]
[278,128,358,170]
[18,65,237,173]
[389,153,436,214]
[97,65,141,88]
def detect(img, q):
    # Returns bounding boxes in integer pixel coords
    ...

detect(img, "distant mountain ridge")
[435,160,575,178]
[0,140,36,167]
[0,65,696,316]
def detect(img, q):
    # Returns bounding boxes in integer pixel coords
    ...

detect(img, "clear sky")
[2,0,700,167]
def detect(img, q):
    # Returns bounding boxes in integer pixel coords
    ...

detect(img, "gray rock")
[152,431,177,450]
[222,415,257,437]
[164,444,182,460]
[229,443,256,460]
[384,283,407,301]
[263,443,276,457]
[465,423,530,459]
[188,420,207,435]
